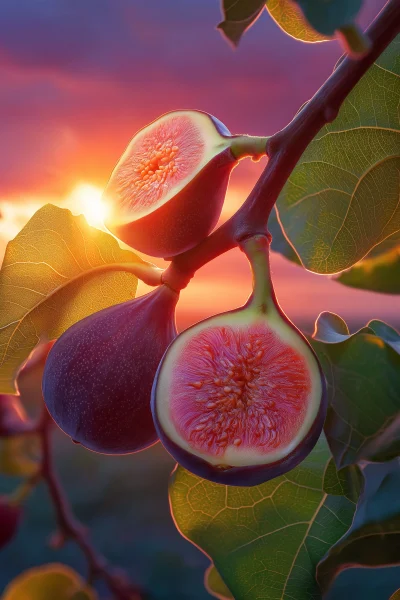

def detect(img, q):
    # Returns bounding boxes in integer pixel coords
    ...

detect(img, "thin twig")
[38,409,144,600]
[162,0,400,291]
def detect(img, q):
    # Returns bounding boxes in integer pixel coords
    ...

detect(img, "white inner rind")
[104,110,230,224]
[155,305,323,468]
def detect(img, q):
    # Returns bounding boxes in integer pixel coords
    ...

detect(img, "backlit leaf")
[268,206,301,264]
[267,0,327,42]
[0,204,142,393]
[205,564,233,600]
[312,313,400,467]
[277,37,400,274]
[170,435,354,600]
[1,563,97,600]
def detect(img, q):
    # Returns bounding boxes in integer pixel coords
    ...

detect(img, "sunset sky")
[0,0,397,333]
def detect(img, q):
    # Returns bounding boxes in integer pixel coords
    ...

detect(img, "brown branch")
[162,0,400,291]
[38,409,144,600]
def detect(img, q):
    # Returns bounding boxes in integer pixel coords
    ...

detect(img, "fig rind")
[43,285,178,455]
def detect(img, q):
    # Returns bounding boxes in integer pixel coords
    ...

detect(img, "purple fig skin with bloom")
[151,236,327,487]
[43,285,178,455]
[104,110,267,258]
[0,497,21,549]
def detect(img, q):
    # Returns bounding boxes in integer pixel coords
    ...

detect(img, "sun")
[69,183,110,229]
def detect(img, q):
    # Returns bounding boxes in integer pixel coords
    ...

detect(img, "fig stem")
[241,235,274,314]
[162,0,399,287]
[36,408,145,600]
[230,135,269,161]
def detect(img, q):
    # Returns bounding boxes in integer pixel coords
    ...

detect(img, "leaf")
[317,459,400,595]
[323,459,363,503]
[276,36,400,274]
[267,0,327,42]
[218,0,265,46]
[268,206,301,264]
[293,0,363,37]
[1,563,97,600]
[205,565,233,600]
[0,204,142,393]
[0,434,40,477]
[336,245,400,294]
[311,313,400,468]
[169,435,355,600]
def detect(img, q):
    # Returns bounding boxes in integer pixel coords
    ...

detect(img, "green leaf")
[0,434,40,477]
[205,565,233,600]
[169,435,355,600]
[323,459,363,503]
[336,245,400,294]
[277,36,400,274]
[0,204,143,393]
[1,563,97,599]
[317,459,400,595]
[268,206,301,264]
[218,0,265,46]
[293,0,362,37]
[311,313,400,468]
[267,0,327,42]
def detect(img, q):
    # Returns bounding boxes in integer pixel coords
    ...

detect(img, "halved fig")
[152,236,327,486]
[104,110,267,258]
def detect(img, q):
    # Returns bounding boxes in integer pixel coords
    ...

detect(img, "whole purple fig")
[43,286,178,454]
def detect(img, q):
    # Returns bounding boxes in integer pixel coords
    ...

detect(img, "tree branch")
[38,410,144,600]
[162,0,400,291]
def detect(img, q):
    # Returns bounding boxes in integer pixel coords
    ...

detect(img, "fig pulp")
[104,110,267,258]
[43,286,178,454]
[0,497,21,549]
[152,236,327,486]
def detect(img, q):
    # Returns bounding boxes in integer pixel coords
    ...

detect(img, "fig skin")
[105,110,267,259]
[0,497,21,549]
[151,236,327,487]
[42,285,178,455]
[110,147,235,259]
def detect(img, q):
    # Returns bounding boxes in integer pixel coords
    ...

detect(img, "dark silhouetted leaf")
[317,459,400,594]
[312,313,400,468]
[218,0,265,46]
[170,435,354,600]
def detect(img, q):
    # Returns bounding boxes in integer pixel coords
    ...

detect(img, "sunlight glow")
[69,183,109,229]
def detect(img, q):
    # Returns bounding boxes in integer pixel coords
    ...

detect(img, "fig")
[0,496,21,549]
[152,236,327,486]
[104,110,267,258]
[42,285,178,454]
